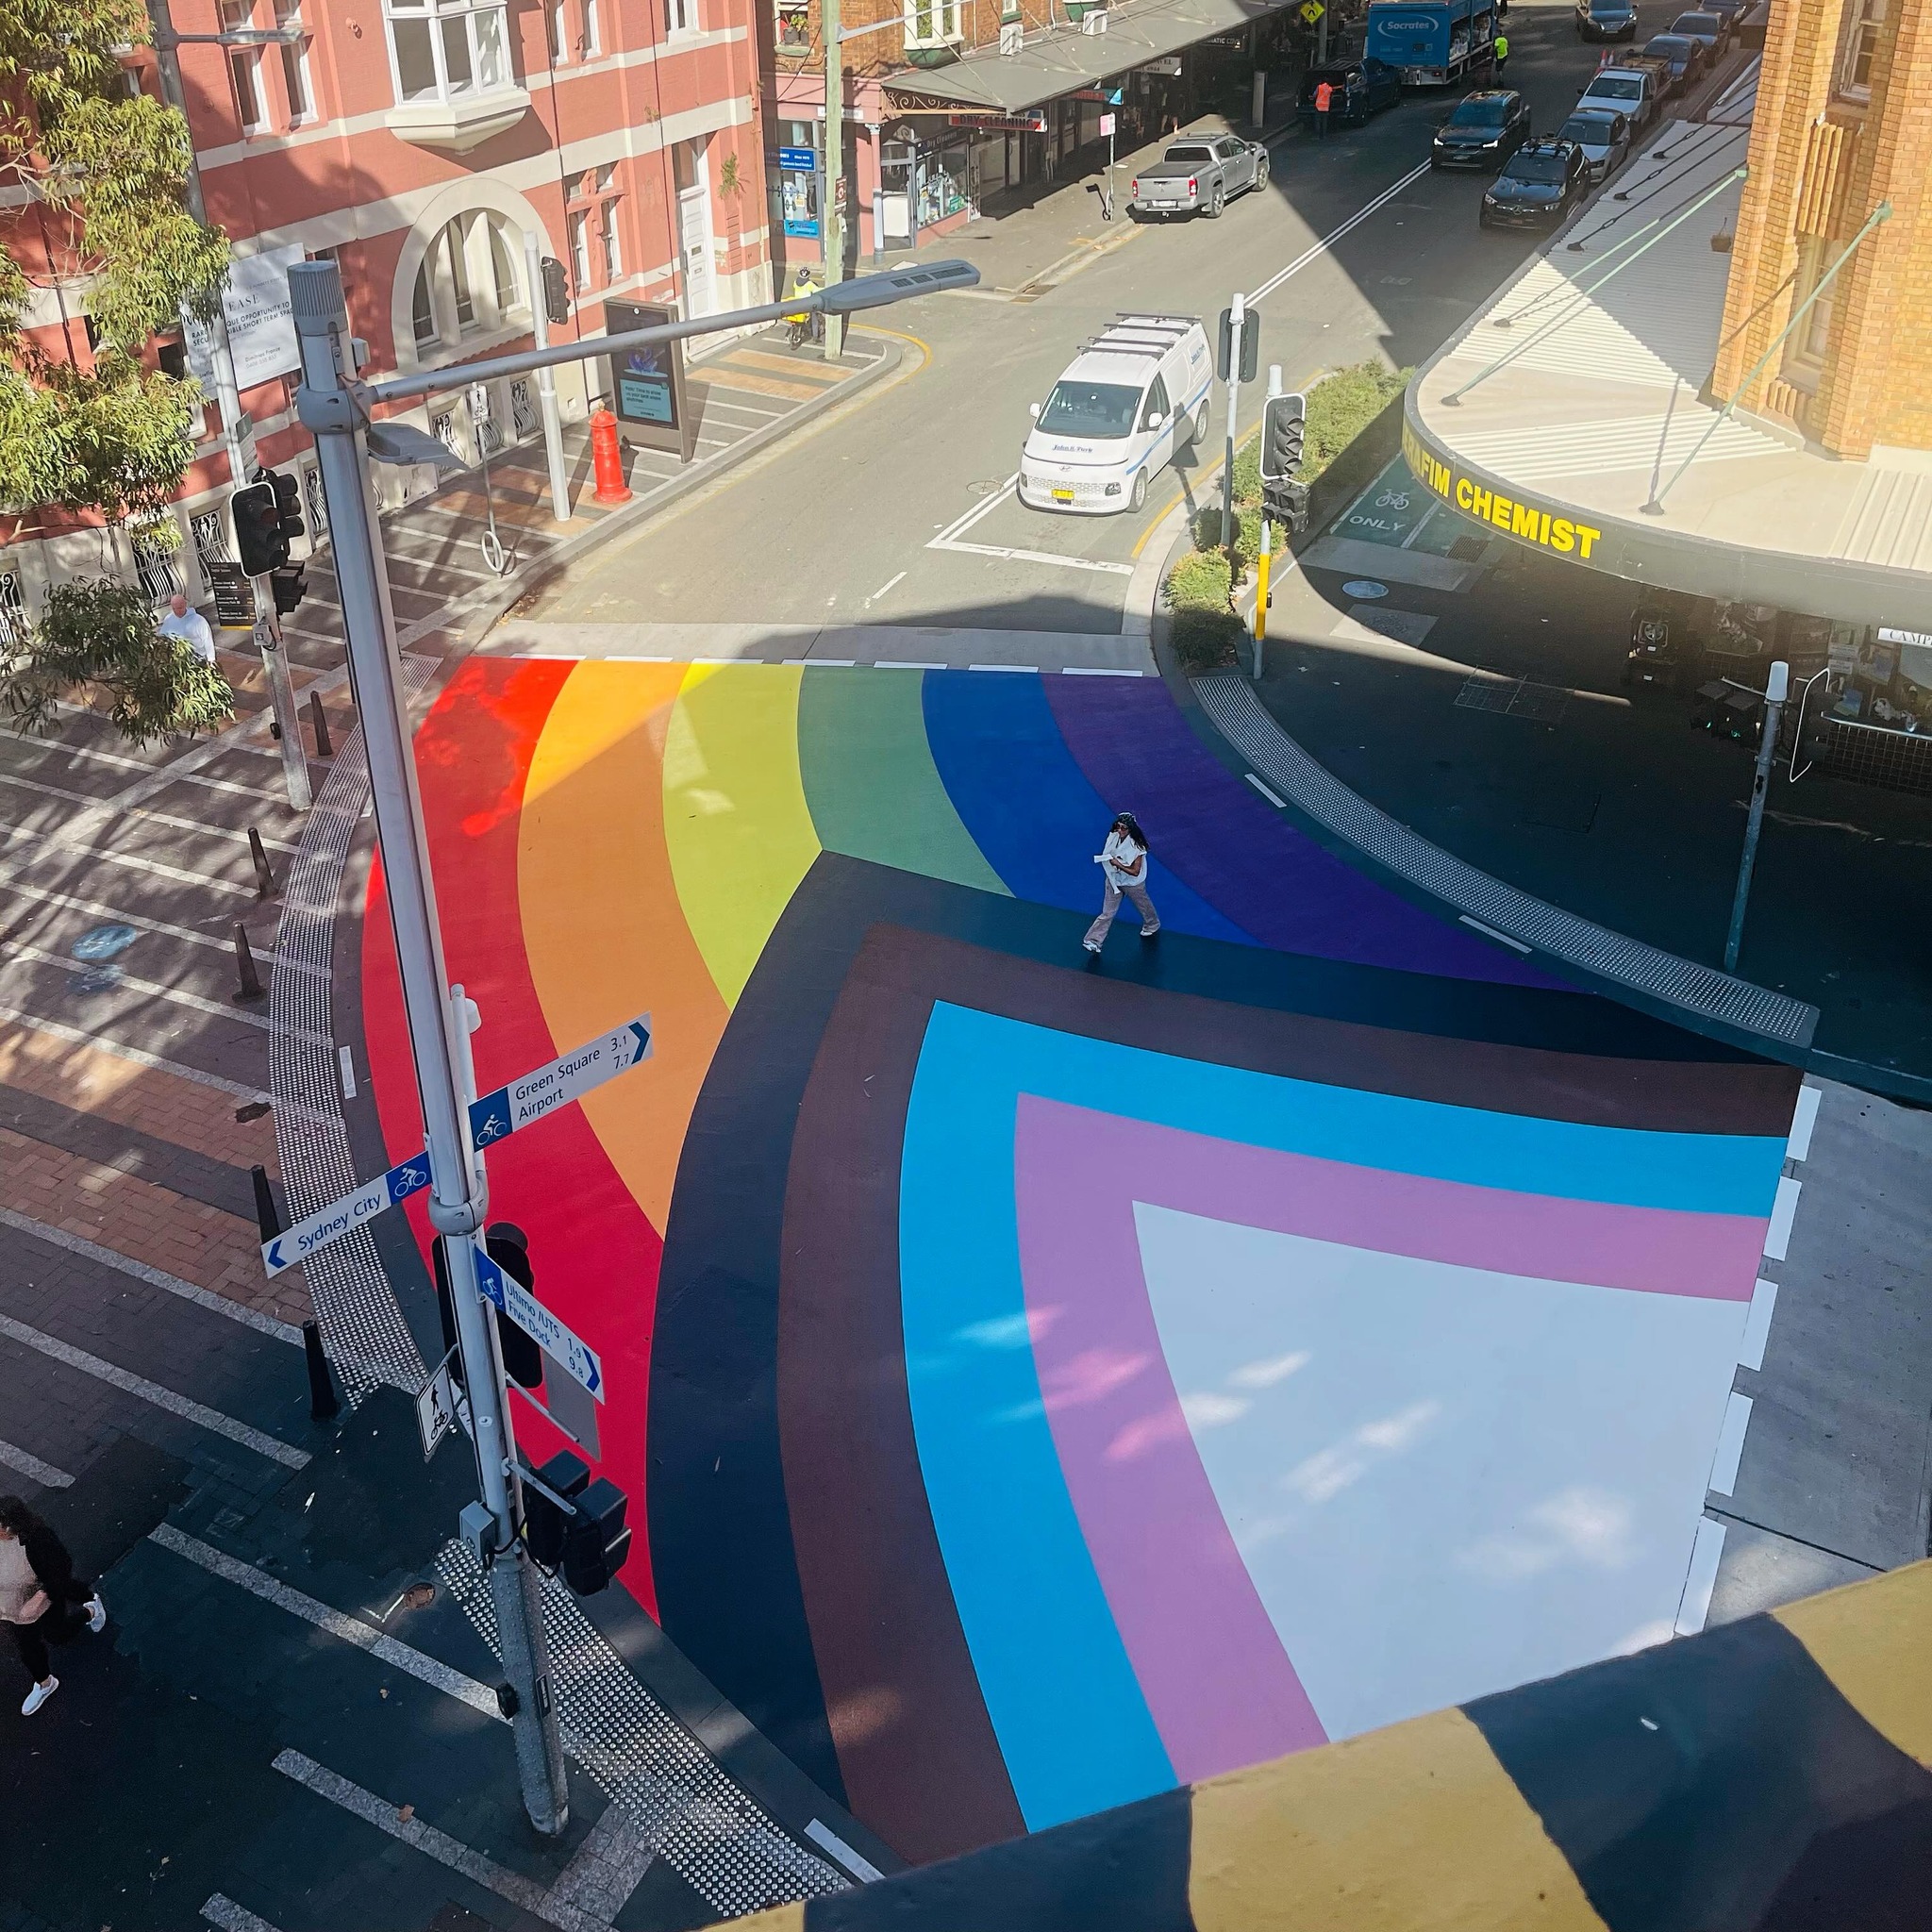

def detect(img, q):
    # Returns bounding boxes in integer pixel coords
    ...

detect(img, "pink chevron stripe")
[1011,1096,1771,1783]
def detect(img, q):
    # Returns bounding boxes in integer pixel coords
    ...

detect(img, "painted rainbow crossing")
[361,657,1804,1869]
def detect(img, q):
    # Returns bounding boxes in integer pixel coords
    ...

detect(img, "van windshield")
[1038,381,1143,441]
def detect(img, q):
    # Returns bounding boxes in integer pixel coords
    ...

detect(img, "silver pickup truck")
[1128,135,1271,219]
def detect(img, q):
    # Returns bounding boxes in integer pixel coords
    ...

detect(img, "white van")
[1019,314,1214,515]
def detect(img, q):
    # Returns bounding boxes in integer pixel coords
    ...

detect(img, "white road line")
[787,658,858,666]
[0,941,315,1041]
[806,1821,883,1884]
[0,1436,74,1488]
[1245,159,1435,308]
[937,539,1137,575]
[1244,773,1288,808]
[547,1787,659,1922]
[1707,1391,1753,1498]
[874,659,946,670]
[868,570,908,602]
[931,475,1020,547]
[1763,1176,1801,1261]
[151,1524,499,1713]
[0,1208,302,1345]
[1674,1517,1727,1636]
[1739,1277,1778,1373]
[0,772,304,855]
[1061,666,1144,676]
[0,822,256,900]
[1457,914,1534,956]
[969,663,1039,674]
[0,1004,273,1103]
[202,1895,287,1932]
[273,1750,606,1932]
[338,1043,358,1099]
[0,873,285,961]
[1786,1085,1821,1163]
[0,1313,309,1466]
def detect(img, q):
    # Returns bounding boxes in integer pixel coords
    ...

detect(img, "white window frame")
[580,0,601,57]
[382,0,515,108]
[546,0,568,62]
[665,0,696,38]
[228,47,268,132]
[774,0,810,54]
[412,211,527,353]
[598,198,623,282]
[569,208,593,292]
[902,0,961,51]
[1837,0,1885,99]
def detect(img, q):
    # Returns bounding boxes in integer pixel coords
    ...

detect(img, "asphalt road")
[529,1,1613,636]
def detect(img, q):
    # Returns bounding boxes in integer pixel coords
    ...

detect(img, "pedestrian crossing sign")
[1300,1,1324,20]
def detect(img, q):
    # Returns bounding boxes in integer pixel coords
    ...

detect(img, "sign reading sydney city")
[262,1152,432,1278]
[469,1015,653,1149]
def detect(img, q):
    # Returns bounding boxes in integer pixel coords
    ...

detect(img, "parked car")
[1481,139,1589,229]
[1575,62,1662,131]
[1019,314,1214,516]
[1669,9,1729,54]
[1641,32,1707,88]
[1431,90,1531,170]
[1704,0,1754,29]
[1557,108,1633,180]
[1128,136,1269,219]
[1296,58,1403,125]
[1574,0,1640,40]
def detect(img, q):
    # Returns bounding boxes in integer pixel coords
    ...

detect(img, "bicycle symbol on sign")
[1375,490,1411,510]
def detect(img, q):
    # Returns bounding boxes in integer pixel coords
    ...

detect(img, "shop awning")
[880,0,1294,116]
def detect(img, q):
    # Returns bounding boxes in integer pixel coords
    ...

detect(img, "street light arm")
[339,260,980,410]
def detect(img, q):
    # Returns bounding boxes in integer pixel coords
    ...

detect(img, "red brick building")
[1,0,772,623]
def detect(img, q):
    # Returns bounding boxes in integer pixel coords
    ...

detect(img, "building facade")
[0,0,772,620]
[1715,0,1931,459]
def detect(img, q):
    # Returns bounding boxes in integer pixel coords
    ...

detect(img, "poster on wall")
[782,169,821,239]
[603,299,696,462]
[182,242,308,391]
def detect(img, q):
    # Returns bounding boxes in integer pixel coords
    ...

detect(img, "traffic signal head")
[1260,391,1307,484]
[269,565,306,615]
[484,1223,543,1391]
[268,468,305,545]
[525,1448,591,1569]
[562,1476,632,1594]
[1217,307,1260,385]
[231,481,285,578]
[541,255,570,324]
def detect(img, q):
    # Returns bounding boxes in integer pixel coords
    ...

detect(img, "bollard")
[248,825,277,898]
[232,922,265,1003]
[589,407,632,506]
[308,689,334,759]
[250,1164,282,1243]
[303,1319,341,1422]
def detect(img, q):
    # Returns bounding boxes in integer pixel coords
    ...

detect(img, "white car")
[1019,314,1214,516]
[1558,108,1632,181]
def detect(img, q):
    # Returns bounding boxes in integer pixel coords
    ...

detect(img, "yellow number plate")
[1052,488,1075,502]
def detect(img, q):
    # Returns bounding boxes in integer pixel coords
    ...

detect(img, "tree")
[1,0,230,532]
[1,577,232,744]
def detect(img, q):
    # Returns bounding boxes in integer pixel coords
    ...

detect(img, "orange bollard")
[590,407,631,506]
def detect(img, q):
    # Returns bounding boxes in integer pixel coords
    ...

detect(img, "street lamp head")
[818,259,981,313]
[366,421,467,471]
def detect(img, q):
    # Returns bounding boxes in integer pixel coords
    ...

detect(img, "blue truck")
[1365,0,1498,86]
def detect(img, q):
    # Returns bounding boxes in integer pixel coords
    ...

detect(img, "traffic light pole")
[824,0,846,359]
[252,580,312,811]
[286,252,977,1839]
[1221,292,1246,555]
[521,230,572,523]
[289,265,569,1838]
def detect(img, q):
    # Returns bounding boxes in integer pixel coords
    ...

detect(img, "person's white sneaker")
[1083,940,1103,955]
[21,1676,58,1716]
[85,1595,106,1634]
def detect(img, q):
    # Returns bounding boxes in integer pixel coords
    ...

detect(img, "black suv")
[1576,0,1640,39]
[1431,90,1532,169]
[1481,139,1589,229]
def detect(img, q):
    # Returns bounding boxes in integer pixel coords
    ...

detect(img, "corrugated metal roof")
[881,0,1293,114]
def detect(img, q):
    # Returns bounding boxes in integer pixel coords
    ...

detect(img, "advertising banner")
[184,242,307,391]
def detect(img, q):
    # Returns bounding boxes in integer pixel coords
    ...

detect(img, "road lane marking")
[1063,667,1144,676]
[0,1436,73,1488]
[0,1004,272,1102]
[1244,774,1288,808]
[868,570,908,603]
[202,1896,288,1932]
[0,1314,310,1466]
[0,1206,303,1345]
[151,1524,498,1712]
[969,664,1040,673]
[1786,1085,1821,1162]
[1245,159,1435,308]
[938,540,1136,575]
[0,821,257,899]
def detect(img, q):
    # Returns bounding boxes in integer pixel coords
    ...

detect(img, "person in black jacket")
[1,1494,106,1716]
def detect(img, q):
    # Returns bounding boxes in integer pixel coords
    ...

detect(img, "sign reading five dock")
[475,1248,605,1401]
[468,1016,652,1149]
[262,1152,432,1278]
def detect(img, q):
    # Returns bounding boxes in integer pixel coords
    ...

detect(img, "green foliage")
[1300,361,1410,483]
[0,0,229,525]
[0,576,232,746]
[719,150,743,198]
[1169,608,1247,674]
[1165,545,1233,611]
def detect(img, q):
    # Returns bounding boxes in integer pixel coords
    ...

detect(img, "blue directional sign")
[468,1015,652,1150]
[262,1150,432,1277]
[778,146,817,172]
[475,1247,606,1401]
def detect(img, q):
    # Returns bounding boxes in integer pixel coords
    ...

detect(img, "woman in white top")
[1083,810,1161,955]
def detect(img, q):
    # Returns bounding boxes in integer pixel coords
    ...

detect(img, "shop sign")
[777,145,817,171]
[1145,55,1183,75]
[1403,423,1605,561]
[948,109,1048,131]
[604,300,696,463]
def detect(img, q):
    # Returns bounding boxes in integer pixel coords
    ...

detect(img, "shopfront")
[1794,624,1932,796]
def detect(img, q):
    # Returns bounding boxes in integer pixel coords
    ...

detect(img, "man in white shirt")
[157,591,217,666]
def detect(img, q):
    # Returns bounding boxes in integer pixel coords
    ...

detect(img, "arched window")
[410,210,525,352]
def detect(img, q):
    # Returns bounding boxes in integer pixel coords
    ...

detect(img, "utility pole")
[824,0,845,358]
[1724,660,1789,974]
[149,0,309,808]
[288,262,570,1838]
[523,231,572,523]
[1221,291,1246,554]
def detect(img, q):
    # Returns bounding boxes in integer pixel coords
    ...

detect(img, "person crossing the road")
[1084,811,1161,955]
[1,1495,106,1717]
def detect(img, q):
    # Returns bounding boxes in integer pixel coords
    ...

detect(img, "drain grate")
[1456,676,1573,724]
